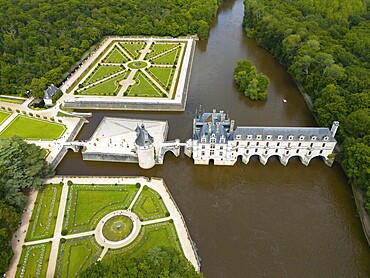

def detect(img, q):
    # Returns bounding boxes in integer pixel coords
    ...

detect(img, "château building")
[184,107,339,166]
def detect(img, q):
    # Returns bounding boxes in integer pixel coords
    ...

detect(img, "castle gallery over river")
[65,107,339,169]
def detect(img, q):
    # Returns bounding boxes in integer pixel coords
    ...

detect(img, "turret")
[135,124,155,169]
[330,121,339,137]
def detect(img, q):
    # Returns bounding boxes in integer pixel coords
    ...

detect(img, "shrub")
[28,112,33,116]
[7,107,12,112]
[165,212,170,217]
[36,114,40,118]
[50,117,55,121]
[61,229,68,236]
[43,116,47,119]
[135,183,141,188]
[67,180,73,186]
[16,109,20,113]
[61,238,66,243]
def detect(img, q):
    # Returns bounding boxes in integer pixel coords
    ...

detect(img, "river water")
[57,0,370,276]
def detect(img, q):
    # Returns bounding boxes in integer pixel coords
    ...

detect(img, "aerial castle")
[66,108,338,169]
[184,107,339,167]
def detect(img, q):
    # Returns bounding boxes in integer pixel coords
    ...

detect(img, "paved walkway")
[7,176,200,277]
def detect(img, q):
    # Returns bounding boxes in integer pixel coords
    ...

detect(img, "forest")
[0,0,221,97]
[243,0,370,212]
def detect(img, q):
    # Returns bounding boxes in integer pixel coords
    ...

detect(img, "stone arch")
[307,155,328,165]
[266,154,283,164]
[286,155,305,165]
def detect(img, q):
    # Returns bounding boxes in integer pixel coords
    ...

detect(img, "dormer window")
[311,136,317,141]
[323,136,329,141]
[266,135,272,140]
[288,135,294,140]
[220,136,225,144]
[201,135,206,143]
[236,134,242,140]
[247,135,253,140]
[278,135,283,140]
[299,135,305,140]
[210,138,216,143]
[256,135,262,140]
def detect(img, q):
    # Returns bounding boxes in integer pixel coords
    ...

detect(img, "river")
[56,0,370,276]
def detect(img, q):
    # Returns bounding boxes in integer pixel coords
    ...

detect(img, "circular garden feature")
[127,61,148,69]
[102,215,133,242]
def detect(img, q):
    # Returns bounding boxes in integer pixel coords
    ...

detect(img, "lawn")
[146,43,178,59]
[103,48,128,63]
[15,242,52,278]
[0,116,66,140]
[132,186,169,221]
[0,111,11,125]
[147,67,174,89]
[56,236,101,278]
[77,71,129,96]
[126,72,163,97]
[0,96,25,104]
[63,184,139,234]
[83,65,124,86]
[120,42,146,59]
[26,184,63,241]
[151,48,179,65]
[107,221,183,258]
[102,215,133,241]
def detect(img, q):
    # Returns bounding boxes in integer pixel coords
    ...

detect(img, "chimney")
[220,111,225,122]
[216,122,220,132]
[208,122,212,133]
[330,121,339,137]
[230,120,235,132]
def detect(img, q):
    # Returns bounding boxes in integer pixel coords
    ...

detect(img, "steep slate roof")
[44,84,59,99]
[135,124,154,147]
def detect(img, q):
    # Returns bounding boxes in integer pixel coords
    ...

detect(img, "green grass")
[120,42,146,59]
[56,236,101,278]
[147,67,174,89]
[151,48,179,65]
[132,186,169,221]
[0,96,25,104]
[26,184,63,241]
[126,72,163,97]
[63,184,139,234]
[102,215,133,241]
[82,65,124,86]
[77,71,129,96]
[146,43,178,59]
[0,111,11,125]
[106,221,183,258]
[15,242,52,278]
[103,48,128,63]
[0,115,66,140]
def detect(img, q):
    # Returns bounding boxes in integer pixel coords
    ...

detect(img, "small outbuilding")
[44,84,59,106]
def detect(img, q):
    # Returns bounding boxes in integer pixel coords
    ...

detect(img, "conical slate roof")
[135,124,154,147]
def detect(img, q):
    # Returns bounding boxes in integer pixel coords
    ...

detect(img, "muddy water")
[57,0,370,276]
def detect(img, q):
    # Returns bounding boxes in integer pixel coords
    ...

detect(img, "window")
[296,149,299,153]
[322,143,326,147]
[247,135,253,139]
[236,142,239,146]
[220,151,223,156]
[266,142,269,147]
[275,149,278,153]
[201,151,205,156]
[278,135,283,140]
[266,135,272,140]
[299,135,304,140]
[210,150,214,156]
[298,143,301,147]
[308,151,312,155]
[310,143,313,147]
[236,135,242,139]
[265,150,268,154]
[236,148,239,152]
[220,146,224,150]
[220,137,225,143]
[311,136,317,141]
[202,145,205,149]
[256,135,262,140]
[277,142,280,147]
[246,150,249,154]
[323,136,329,141]
[210,138,216,143]
[288,135,294,140]
[286,151,289,155]
[247,142,250,147]
[201,136,206,143]
[211,144,215,149]
[320,150,323,154]
[256,142,259,146]
[255,148,258,152]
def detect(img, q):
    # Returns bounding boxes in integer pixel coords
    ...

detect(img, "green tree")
[80,246,202,277]
[344,109,370,138]
[0,137,54,210]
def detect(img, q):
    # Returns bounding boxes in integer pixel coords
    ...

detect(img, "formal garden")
[63,183,139,234]
[15,243,52,278]
[72,38,186,98]
[55,236,102,278]
[0,115,66,140]
[14,180,193,277]
[25,184,63,241]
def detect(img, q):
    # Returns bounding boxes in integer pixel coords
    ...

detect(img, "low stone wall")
[82,152,138,163]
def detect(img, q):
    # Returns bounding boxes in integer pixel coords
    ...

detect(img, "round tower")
[135,124,155,169]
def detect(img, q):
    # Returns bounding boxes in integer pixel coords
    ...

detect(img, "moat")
[57,0,370,276]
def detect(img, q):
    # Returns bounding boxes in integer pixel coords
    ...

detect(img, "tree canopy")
[243,0,370,212]
[0,0,222,97]
[234,59,269,101]
[0,136,54,210]
[80,246,202,278]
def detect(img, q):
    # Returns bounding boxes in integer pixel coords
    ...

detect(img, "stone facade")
[185,108,339,166]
